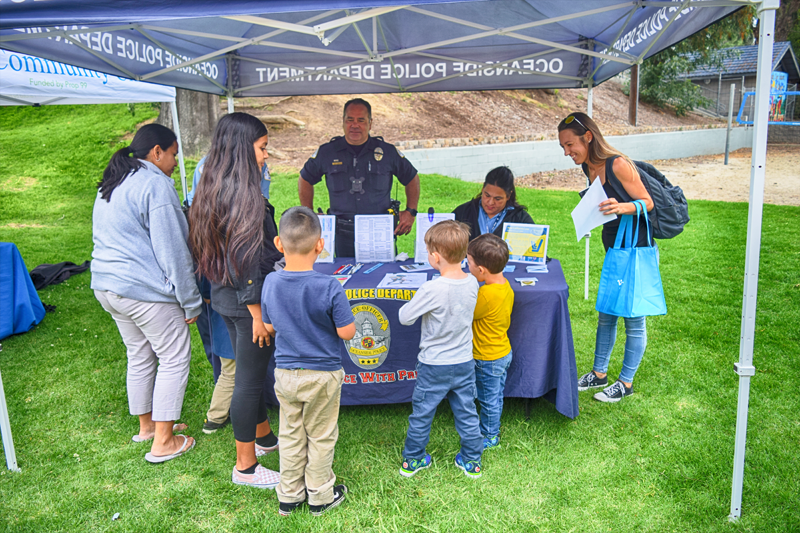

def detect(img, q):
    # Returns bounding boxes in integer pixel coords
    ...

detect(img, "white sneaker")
[593,380,634,403]
[231,464,280,489]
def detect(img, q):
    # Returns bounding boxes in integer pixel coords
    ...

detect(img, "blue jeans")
[474,351,512,438]
[194,302,221,383]
[403,361,483,462]
[593,312,647,383]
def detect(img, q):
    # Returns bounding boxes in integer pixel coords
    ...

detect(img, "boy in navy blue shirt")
[262,206,355,517]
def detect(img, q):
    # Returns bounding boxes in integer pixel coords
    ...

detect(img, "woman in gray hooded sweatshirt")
[91,123,201,463]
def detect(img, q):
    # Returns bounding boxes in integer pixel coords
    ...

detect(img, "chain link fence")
[693,79,798,123]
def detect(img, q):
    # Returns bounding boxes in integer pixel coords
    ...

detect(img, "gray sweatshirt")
[398,274,479,365]
[91,160,201,319]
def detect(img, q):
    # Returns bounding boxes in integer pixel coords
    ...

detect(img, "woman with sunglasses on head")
[189,113,283,488]
[92,123,200,463]
[453,166,534,241]
[557,112,654,403]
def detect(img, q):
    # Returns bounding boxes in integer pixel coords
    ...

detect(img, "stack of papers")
[526,264,549,274]
[377,272,428,289]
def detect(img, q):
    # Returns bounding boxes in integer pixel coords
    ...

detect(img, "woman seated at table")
[452,166,534,241]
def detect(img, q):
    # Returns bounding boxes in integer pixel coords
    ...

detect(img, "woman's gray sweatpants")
[95,290,191,421]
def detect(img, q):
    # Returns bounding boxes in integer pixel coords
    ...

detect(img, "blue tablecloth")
[0,242,45,340]
[264,258,579,418]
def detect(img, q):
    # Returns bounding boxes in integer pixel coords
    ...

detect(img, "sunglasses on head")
[564,114,588,131]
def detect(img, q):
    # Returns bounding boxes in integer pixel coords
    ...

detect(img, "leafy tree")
[638,7,755,116]
[788,9,800,58]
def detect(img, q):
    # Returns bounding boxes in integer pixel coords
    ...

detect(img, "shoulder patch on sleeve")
[311,148,319,159]
[397,148,405,159]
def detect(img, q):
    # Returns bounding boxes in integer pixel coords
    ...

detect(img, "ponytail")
[98,123,176,201]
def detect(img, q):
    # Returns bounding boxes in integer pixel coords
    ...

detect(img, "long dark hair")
[557,112,634,169]
[475,166,527,211]
[98,123,176,201]
[189,113,268,284]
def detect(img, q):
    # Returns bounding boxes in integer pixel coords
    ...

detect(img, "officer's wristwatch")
[405,208,418,217]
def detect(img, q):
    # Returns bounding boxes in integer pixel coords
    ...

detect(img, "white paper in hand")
[570,177,617,241]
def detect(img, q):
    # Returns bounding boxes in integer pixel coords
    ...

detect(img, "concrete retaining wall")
[403,127,754,182]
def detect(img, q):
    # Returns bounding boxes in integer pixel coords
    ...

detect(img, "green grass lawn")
[1,104,798,532]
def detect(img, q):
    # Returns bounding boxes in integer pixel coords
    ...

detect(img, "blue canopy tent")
[0,0,780,520]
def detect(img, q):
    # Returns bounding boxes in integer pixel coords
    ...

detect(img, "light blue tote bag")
[596,200,667,318]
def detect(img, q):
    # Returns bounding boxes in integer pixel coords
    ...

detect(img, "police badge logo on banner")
[345,303,390,369]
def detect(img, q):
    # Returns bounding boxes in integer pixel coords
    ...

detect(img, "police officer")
[298,98,420,257]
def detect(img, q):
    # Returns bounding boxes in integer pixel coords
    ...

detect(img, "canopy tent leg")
[0,355,21,471]
[729,0,778,522]
[584,84,593,300]
[170,101,189,204]
[227,96,234,114]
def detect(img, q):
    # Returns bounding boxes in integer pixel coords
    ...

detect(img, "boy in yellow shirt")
[466,234,514,450]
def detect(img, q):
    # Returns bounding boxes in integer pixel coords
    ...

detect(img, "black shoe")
[278,500,304,516]
[577,371,608,391]
[202,416,231,434]
[309,485,347,516]
[594,380,633,403]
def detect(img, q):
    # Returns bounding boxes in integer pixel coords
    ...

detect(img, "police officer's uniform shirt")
[300,136,417,216]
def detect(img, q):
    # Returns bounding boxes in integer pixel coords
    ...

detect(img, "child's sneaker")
[231,464,280,489]
[482,435,500,450]
[593,380,633,403]
[399,454,432,477]
[278,500,304,516]
[577,371,607,391]
[454,452,482,479]
[309,484,347,516]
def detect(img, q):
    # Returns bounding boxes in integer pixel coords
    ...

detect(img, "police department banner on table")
[0,1,743,97]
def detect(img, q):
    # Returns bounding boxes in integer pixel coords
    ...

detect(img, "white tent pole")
[226,54,235,115]
[585,83,594,300]
[170,101,189,204]
[0,362,21,472]
[729,0,778,522]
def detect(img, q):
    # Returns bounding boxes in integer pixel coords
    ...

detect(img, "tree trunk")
[156,88,221,158]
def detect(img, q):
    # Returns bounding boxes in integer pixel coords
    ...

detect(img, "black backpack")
[584,157,690,239]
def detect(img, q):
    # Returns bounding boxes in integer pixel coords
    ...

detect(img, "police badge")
[345,303,391,369]
[373,146,384,161]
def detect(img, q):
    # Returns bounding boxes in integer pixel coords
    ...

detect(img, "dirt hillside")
[235,80,723,171]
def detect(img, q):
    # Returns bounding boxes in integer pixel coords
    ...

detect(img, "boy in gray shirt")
[397,220,483,479]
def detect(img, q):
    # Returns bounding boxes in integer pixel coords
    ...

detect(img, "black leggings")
[221,314,272,442]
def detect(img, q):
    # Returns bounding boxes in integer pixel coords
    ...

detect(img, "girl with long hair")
[452,166,534,241]
[189,112,283,488]
[92,123,201,463]
[557,112,654,403]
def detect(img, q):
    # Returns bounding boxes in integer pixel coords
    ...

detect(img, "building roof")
[683,42,799,81]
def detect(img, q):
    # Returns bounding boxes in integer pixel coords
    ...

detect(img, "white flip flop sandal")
[144,435,196,464]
